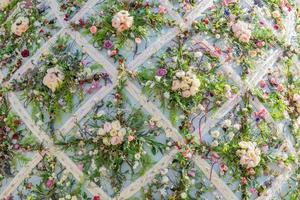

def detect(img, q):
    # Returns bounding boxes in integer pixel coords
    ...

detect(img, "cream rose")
[11,16,29,36]
[112,10,133,32]
[171,70,200,98]
[0,0,10,10]
[42,67,64,92]
[236,141,261,169]
[231,20,251,43]
[99,120,130,146]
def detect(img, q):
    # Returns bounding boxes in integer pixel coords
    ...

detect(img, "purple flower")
[103,40,113,49]
[156,68,167,76]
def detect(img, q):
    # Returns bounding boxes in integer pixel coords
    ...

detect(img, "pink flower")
[46,179,54,188]
[108,49,118,57]
[11,17,29,36]
[188,169,196,177]
[171,80,180,91]
[254,108,267,119]
[241,177,248,185]
[249,188,257,194]
[220,163,228,173]
[87,80,100,94]
[77,164,84,171]
[135,37,141,44]
[277,84,284,92]
[103,122,112,132]
[231,20,252,43]
[274,24,280,30]
[259,80,266,88]
[112,10,133,33]
[223,0,236,6]
[256,41,265,48]
[90,26,97,34]
[128,135,135,142]
[110,136,123,145]
[158,5,167,14]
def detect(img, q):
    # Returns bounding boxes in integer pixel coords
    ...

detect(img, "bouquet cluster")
[171,70,201,98]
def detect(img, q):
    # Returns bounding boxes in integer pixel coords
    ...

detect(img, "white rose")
[176,70,185,78]
[223,119,232,128]
[233,123,241,130]
[97,128,106,136]
[111,120,121,130]
[211,140,219,147]
[211,130,220,138]
[190,86,198,96]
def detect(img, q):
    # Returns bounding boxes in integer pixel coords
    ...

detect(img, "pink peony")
[90,26,97,34]
[112,10,133,33]
[110,136,123,145]
[231,20,251,43]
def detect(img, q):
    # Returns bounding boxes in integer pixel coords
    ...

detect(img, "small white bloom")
[161,176,169,184]
[211,140,219,147]
[233,123,241,130]
[180,192,187,199]
[211,130,220,138]
[223,119,232,128]
[194,51,203,58]
[134,153,141,160]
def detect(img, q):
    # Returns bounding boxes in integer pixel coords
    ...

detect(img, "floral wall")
[0,0,299,200]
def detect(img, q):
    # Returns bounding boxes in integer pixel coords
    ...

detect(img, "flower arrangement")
[10,36,111,131]
[0,92,38,187]
[70,0,174,61]
[55,90,171,196]
[12,155,92,199]
[192,0,279,77]
[199,93,294,199]
[137,36,237,124]
[0,0,59,81]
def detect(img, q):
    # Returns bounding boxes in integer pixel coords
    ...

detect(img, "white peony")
[236,141,261,169]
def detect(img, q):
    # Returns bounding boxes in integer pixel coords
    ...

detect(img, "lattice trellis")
[0,0,299,199]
